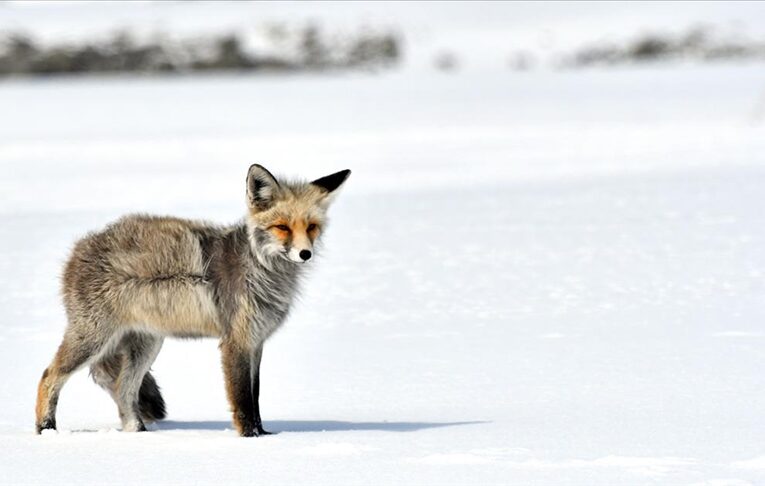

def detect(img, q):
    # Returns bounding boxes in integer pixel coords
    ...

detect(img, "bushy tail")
[138,372,166,422]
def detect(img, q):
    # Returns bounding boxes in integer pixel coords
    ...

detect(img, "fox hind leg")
[90,352,125,418]
[91,336,166,427]
[110,332,163,432]
[35,322,120,434]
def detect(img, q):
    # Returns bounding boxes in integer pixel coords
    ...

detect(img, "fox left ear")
[247,164,281,211]
[311,169,351,203]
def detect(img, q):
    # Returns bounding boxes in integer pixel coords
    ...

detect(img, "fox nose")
[299,250,312,261]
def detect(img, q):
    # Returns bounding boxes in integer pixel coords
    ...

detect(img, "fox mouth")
[287,256,311,264]
[280,250,310,264]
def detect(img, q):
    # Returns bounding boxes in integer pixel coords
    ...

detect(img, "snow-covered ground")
[2,3,765,485]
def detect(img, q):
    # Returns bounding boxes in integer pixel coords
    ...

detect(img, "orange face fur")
[267,218,321,244]
[245,165,350,264]
[246,179,336,263]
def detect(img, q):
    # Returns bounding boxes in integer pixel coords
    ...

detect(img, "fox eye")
[307,223,317,231]
[275,224,290,232]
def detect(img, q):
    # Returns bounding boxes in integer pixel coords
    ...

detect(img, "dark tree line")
[0,26,401,77]
[565,26,765,68]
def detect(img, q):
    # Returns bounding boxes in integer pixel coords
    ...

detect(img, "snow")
[2,3,765,485]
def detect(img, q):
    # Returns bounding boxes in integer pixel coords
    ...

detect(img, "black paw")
[237,418,275,437]
[35,418,56,434]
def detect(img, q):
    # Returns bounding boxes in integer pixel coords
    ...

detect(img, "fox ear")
[247,164,280,211]
[311,169,351,203]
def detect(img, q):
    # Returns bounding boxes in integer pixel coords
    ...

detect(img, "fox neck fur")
[197,220,304,343]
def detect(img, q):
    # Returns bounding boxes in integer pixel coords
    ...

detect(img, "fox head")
[244,164,351,264]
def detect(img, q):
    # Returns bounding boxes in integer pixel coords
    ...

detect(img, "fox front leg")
[220,340,257,437]
[251,345,271,436]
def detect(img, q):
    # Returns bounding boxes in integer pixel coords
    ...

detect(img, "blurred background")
[2,2,765,485]
[1,0,765,210]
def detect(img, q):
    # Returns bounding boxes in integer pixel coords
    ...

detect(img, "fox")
[35,164,350,437]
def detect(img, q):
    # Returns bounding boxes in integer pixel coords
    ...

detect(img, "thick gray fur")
[35,165,350,436]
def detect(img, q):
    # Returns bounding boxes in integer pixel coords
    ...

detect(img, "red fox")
[35,164,351,437]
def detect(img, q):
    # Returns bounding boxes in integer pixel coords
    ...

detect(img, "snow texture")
[1,2,765,485]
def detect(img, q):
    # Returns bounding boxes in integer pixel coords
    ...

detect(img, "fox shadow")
[154,419,487,433]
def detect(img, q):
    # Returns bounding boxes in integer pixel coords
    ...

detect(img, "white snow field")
[2,3,765,485]
[1,62,764,486]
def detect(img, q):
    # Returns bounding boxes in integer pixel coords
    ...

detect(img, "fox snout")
[286,227,314,263]
[266,221,317,263]
[246,165,351,266]
[288,247,312,263]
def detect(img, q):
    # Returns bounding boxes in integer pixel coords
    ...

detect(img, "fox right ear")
[246,164,280,211]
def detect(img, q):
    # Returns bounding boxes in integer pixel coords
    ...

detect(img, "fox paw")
[255,425,273,436]
[35,419,56,434]
[238,424,273,437]
[122,420,147,432]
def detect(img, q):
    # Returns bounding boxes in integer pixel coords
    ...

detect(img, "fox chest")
[236,271,299,341]
[245,288,295,341]
[204,246,301,342]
